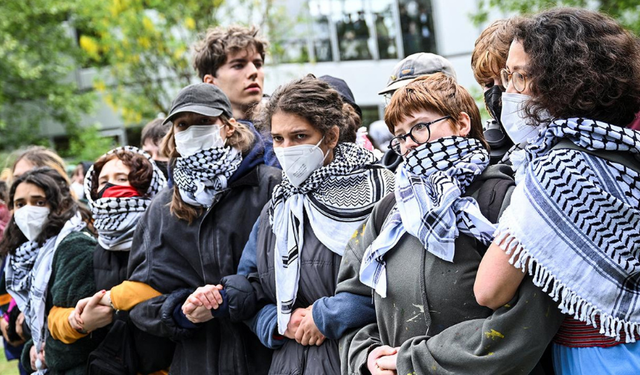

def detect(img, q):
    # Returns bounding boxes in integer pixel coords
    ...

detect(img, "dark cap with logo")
[378,53,457,95]
[164,83,233,124]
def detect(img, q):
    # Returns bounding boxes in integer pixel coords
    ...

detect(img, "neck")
[232,105,251,121]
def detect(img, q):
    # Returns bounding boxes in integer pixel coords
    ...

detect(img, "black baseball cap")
[163,83,233,124]
[318,75,363,119]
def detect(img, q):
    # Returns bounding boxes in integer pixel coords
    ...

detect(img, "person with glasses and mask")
[342,73,518,375]
[474,8,640,374]
[183,75,393,375]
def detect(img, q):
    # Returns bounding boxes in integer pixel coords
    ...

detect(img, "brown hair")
[471,17,523,87]
[258,74,345,143]
[141,118,170,147]
[384,73,487,150]
[514,8,640,126]
[89,150,154,200]
[340,103,361,143]
[193,25,268,80]
[12,146,69,184]
[160,116,255,223]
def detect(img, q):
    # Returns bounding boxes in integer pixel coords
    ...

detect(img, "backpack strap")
[552,139,640,173]
[373,193,396,234]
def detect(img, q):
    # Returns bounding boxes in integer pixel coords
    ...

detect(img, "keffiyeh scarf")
[4,213,86,363]
[270,143,394,334]
[497,118,640,342]
[85,146,167,251]
[173,146,242,208]
[360,137,495,297]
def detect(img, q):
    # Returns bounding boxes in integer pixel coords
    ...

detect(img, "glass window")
[398,0,436,56]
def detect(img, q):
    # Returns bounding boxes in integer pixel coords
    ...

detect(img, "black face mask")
[484,85,503,124]
[97,182,117,199]
[154,160,169,180]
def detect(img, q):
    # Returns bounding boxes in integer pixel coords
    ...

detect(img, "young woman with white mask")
[183,75,394,375]
[474,8,640,374]
[0,168,98,374]
[121,83,281,375]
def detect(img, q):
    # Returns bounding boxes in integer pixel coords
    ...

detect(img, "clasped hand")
[70,290,114,333]
[285,305,326,346]
[182,284,224,324]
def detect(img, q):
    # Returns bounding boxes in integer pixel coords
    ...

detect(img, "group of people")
[0,6,639,375]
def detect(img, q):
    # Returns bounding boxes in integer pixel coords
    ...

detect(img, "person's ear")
[203,75,216,84]
[457,112,471,137]
[325,125,340,149]
[225,119,237,138]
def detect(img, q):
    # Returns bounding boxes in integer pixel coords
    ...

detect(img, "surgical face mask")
[484,85,503,123]
[174,125,224,157]
[500,92,540,144]
[274,137,328,187]
[14,205,50,242]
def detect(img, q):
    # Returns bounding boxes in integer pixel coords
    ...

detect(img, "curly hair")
[514,7,640,126]
[160,115,255,224]
[89,150,154,200]
[385,73,488,150]
[471,17,523,87]
[258,74,346,142]
[0,168,82,256]
[193,25,268,80]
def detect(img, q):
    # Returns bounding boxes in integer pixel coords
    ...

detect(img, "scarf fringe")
[496,228,639,344]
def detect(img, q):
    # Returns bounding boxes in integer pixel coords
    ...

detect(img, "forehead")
[225,47,261,63]
[271,112,316,132]
[14,182,45,199]
[506,40,529,69]
[99,158,130,177]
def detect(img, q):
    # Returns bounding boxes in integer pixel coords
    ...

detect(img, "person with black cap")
[376,52,457,171]
[108,83,281,374]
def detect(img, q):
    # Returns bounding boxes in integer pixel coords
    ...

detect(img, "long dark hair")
[0,168,83,256]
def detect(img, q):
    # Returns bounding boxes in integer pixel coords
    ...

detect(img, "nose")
[247,62,258,80]
[403,137,419,154]
[505,80,517,94]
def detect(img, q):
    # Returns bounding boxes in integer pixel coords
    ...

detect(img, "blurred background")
[0,0,637,166]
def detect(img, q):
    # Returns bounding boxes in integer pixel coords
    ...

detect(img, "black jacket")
[127,163,281,375]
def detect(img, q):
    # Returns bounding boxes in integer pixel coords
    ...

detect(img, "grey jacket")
[255,204,342,375]
[340,167,565,374]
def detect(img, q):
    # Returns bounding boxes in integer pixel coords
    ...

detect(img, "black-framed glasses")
[389,115,452,155]
[500,68,527,93]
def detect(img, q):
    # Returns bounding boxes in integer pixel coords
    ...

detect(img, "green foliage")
[472,0,639,35]
[73,0,283,126]
[0,0,95,151]
[63,124,116,163]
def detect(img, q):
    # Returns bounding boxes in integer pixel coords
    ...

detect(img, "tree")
[0,0,95,151]
[74,0,281,126]
[473,0,639,35]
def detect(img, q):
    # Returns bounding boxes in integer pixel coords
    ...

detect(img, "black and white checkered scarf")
[497,118,640,342]
[5,213,86,360]
[360,136,495,297]
[173,146,242,208]
[270,142,395,334]
[84,146,167,251]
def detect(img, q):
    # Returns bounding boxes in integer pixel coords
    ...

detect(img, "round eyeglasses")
[389,116,452,155]
[500,68,527,93]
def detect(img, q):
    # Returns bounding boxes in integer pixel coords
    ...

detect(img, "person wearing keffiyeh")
[474,8,640,374]
[338,73,519,375]
[204,75,394,375]
[117,83,280,375]
[0,168,98,374]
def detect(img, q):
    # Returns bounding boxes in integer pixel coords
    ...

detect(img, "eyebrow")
[271,128,309,136]
[228,58,248,65]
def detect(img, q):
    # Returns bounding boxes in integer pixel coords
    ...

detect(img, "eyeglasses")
[500,68,527,93]
[389,116,451,155]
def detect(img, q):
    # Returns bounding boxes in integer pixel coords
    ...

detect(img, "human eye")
[414,123,428,132]
[36,200,47,207]
[272,135,283,143]
[254,60,264,69]
[14,202,25,209]
[232,63,246,70]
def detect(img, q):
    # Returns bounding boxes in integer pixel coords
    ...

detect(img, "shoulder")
[57,230,97,254]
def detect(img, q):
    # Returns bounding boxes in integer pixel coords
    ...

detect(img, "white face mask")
[14,205,50,242]
[174,125,224,157]
[274,137,328,187]
[500,92,540,144]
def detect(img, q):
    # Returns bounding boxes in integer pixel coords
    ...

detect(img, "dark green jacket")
[21,230,104,375]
